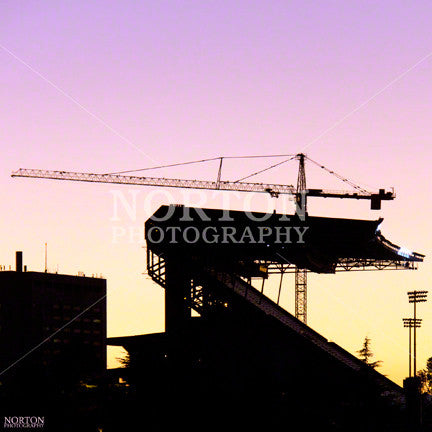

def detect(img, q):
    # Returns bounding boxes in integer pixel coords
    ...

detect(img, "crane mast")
[295,154,308,323]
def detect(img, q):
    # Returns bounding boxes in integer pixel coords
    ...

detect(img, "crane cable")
[105,154,296,176]
[105,153,372,195]
[233,156,297,183]
[105,157,221,175]
[304,156,370,194]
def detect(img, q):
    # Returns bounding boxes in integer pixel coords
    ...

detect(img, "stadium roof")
[145,205,424,273]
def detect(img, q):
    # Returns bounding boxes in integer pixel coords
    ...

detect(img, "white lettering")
[202,226,219,243]
[221,227,237,243]
[110,190,139,222]
[165,226,182,243]
[147,226,164,243]
[112,226,126,243]
[294,226,309,243]
[274,226,292,244]
[238,226,257,243]
[258,227,272,243]
[183,226,200,243]
[128,226,145,244]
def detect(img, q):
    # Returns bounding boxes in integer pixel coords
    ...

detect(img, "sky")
[1,0,432,386]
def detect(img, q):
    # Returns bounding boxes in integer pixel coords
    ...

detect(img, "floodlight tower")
[407,290,428,376]
[403,318,422,377]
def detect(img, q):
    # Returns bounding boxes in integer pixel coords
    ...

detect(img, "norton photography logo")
[144,205,310,247]
[3,417,44,429]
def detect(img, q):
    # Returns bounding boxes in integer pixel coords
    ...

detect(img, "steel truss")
[256,258,419,274]
[146,249,420,321]
[147,250,419,288]
[146,249,166,287]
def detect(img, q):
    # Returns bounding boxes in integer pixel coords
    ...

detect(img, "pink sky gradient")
[1,1,432,385]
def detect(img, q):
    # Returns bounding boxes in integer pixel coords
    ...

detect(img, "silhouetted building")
[0,252,106,389]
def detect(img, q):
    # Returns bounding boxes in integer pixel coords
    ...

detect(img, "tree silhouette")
[418,357,432,394]
[357,336,382,369]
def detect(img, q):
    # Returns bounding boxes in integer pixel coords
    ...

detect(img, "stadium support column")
[164,255,191,335]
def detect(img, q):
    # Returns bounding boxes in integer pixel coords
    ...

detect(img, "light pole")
[403,318,422,377]
[407,290,428,376]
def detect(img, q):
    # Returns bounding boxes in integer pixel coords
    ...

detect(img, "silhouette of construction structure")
[108,206,424,431]
[12,152,397,326]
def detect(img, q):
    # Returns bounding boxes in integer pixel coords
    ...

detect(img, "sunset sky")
[1,1,431,386]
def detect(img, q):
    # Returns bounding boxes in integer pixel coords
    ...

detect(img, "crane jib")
[11,168,395,206]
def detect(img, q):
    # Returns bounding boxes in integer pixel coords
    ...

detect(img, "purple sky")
[1,1,432,384]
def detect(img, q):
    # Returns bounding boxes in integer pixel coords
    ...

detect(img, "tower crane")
[11,153,395,323]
